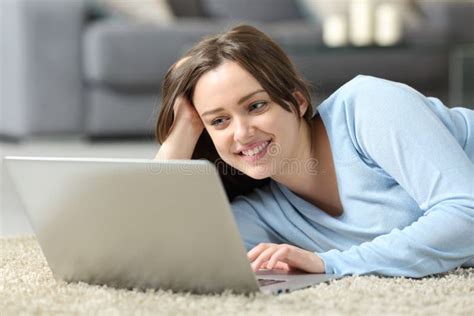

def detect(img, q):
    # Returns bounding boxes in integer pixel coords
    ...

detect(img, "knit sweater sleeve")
[317,76,474,277]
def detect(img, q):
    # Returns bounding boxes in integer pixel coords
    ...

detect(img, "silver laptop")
[4,156,343,295]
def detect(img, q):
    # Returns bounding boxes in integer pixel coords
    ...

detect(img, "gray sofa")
[1,0,473,139]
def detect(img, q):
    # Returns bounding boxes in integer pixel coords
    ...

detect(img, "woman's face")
[192,60,308,179]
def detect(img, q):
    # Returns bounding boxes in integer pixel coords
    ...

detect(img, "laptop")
[4,156,344,295]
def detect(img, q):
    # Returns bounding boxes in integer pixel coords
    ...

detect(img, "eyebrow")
[201,89,266,117]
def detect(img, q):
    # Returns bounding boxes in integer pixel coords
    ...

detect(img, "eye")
[249,101,267,112]
[210,117,227,127]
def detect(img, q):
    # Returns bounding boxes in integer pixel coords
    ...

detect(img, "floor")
[0,138,158,237]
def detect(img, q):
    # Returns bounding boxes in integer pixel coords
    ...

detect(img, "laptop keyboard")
[257,278,286,287]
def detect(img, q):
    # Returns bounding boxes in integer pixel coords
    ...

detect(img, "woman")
[155,25,474,277]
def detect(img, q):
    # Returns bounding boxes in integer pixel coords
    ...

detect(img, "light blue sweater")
[231,75,474,277]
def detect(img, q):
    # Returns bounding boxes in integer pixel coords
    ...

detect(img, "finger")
[259,260,286,270]
[266,246,290,270]
[247,243,272,262]
[251,245,279,271]
[272,261,291,271]
[260,261,269,269]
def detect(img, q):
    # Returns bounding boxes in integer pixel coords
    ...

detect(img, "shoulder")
[317,75,417,120]
[317,75,431,163]
[335,75,420,104]
[321,75,428,124]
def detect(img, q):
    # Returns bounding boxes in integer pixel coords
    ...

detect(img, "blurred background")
[1,0,473,236]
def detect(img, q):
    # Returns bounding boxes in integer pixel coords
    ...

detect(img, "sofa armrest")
[0,0,86,137]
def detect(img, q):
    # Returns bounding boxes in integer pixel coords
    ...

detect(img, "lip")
[235,139,272,154]
[238,140,272,163]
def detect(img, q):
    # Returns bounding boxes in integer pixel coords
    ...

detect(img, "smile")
[238,140,271,162]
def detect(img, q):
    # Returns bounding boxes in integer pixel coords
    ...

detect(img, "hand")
[247,243,325,274]
[155,95,204,160]
[170,95,204,136]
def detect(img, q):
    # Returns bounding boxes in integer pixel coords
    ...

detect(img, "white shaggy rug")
[1,236,473,315]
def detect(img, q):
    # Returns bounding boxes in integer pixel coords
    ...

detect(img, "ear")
[292,90,309,117]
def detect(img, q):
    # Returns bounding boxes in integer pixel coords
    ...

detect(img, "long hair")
[155,24,313,201]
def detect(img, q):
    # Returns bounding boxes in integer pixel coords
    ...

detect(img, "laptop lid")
[4,157,260,294]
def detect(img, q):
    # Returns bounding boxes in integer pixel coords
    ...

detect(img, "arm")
[318,76,474,277]
[155,96,204,160]
[154,119,203,160]
[231,196,288,250]
[232,186,328,273]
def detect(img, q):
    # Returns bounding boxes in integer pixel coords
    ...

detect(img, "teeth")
[242,141,269,156]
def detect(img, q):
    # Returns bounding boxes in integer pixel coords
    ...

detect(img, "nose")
[233,116,255,143]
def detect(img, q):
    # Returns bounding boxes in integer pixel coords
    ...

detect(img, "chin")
[241,172,265,180]
[238,164,273,180]
[220,154,273,180]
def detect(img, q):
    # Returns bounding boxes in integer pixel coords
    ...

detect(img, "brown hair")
[155,24,313,201]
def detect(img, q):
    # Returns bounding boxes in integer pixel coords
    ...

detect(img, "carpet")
[1,236,473,315]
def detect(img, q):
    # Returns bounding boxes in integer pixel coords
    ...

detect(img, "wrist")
[171,115,203,136]
[155,120,203,160]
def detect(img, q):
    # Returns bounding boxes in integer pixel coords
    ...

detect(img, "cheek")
[208,131,232,156]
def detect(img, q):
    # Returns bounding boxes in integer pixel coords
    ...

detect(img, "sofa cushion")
[404,1,474,45]
[98,0,175,25]
[201,0,303,22]
[168,0,207,17]
[82,19,322,88]
[83,20,219,88]
[85,86,158,135]
[261,21,322,50]
[289,46,449,100]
